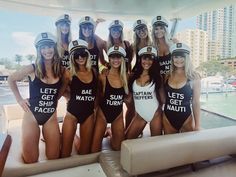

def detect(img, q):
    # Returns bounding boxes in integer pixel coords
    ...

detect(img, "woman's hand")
[18,98,30,112]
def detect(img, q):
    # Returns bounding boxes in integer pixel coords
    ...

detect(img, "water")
[201,110,236,129]
[201,92,236,119]
[1,85,236,129]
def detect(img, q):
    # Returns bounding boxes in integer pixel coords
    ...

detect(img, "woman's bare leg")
[61,112,77,158]
[110,112,125,150]
[42,113,60,160]
[150,109,162,136]
[91,108,107,153]
[22,112,40,163]
[77,114,95,154]
[125,113,147,139]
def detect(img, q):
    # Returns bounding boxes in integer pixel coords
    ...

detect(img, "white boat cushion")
[120,126,236,175]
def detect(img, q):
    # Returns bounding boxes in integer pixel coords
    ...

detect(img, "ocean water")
[201,92,236,119]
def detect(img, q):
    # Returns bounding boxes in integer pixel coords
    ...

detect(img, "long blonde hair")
[107,30,124,50]
[133,31,152,53]
[56,26,72,58]
[35,45,62,79]
[151,25,172,49]
[69,50,92,77]
[170,54,200,80]
[108,56,129,95]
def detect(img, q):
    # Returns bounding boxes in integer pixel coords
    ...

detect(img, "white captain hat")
[152,16,168,27]
[138,46,157,57]
[170,43,190,54]
[109,20,124,29]
[78,16,96,27]
[34,32,56,48]
[107,46,126,57]
[133,19,147,31]
[55,14,71,26]
[68,39,88,53]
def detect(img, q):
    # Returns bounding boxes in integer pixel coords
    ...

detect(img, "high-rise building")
[176,29,208,68]
[197,5,236,60]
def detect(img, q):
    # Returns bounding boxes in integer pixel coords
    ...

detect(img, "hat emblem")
[72,40,78,46]
[157,16,161,20]
[177,43,182,48]
[147,47,152,52]
[65,14,69,19]
[41,33,48,39]
[85,16,90,21]
[137,20,141,24]
[114,20,119,25]
[114,46,119,50]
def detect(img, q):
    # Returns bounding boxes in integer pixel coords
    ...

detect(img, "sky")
[0,9,196,62]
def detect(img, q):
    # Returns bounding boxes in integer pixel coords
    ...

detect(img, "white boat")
[201,76,236,93]
[1,0,236,177]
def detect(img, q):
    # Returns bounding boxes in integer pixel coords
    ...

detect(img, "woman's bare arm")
[192,79,201,130]
[8,65,34,112]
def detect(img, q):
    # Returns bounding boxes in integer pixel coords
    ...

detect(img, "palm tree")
[26,54,36,64]
[15,54,23,65]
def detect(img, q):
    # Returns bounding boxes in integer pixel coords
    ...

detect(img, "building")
[220,58,236,71]
[176,29,208,68]
[197,5,236,60]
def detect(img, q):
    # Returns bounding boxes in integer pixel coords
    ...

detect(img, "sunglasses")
[141,54,155,60]
[110,27,122,32]
[109,53,122,58]
[81,24,94,30]
[136,26,147,33]
[74,51,88,59]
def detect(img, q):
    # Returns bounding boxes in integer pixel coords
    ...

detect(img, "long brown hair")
[56,26,72,58]
[35,45,62,79]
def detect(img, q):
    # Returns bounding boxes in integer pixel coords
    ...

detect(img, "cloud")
[11,32,36,56]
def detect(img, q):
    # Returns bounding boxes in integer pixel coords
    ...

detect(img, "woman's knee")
[46,150,60,160]
[22,151,38,164]
[78,147,90,155]
[111,140,122,151]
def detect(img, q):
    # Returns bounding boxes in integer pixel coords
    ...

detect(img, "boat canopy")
[0,0,235,20]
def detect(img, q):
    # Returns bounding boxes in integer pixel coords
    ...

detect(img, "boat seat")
[2,99,67,132]
[120,126,236,176]
[1,102,100,177]
[2,102,236,177]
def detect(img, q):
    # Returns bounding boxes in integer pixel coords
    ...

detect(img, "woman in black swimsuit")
[163,43,201,134]
[61,39,99,157]
[78,16,109,73]
[91,46,128,152]
[8,32,65,163]
[55,14,72,69]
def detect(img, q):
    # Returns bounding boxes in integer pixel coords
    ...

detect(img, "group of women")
[8,14,201,163]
